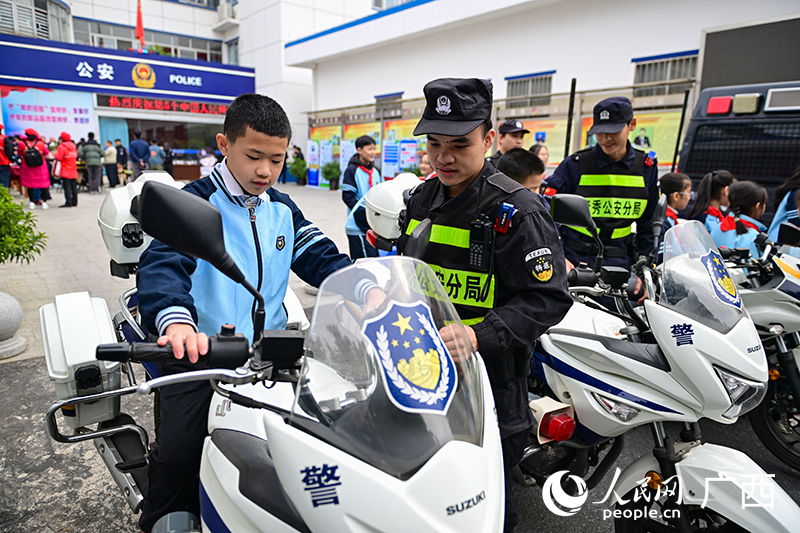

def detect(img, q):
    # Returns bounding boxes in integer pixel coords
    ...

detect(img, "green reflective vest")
[573,148,648,243]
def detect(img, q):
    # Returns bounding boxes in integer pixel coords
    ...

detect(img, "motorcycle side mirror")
[404,218,432,259]
[651,194,669,235]
[550,194,604,272]
[139,181,246,285]
[778,223,800,247]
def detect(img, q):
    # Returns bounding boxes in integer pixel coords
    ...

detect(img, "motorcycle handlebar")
[96,334,252,370]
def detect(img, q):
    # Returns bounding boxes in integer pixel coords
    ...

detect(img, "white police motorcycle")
[42,179,504,532]
[720,224,800,472]
[363,178,800,532]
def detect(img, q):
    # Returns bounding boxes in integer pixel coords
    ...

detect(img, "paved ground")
[0,180,797,532]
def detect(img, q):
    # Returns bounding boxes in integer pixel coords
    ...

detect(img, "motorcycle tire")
[749,379,800,472]
[614,486,748,532]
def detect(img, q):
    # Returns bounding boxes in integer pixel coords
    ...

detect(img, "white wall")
[69,0,220,39]
[287,0,800,111]
[237,0,374,151]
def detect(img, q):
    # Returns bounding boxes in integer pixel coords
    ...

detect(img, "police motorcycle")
[363,177,800,532]
[43,178,505,532]
[718,223,800,472]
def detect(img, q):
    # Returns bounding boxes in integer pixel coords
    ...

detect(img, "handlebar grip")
[96,342,176,362]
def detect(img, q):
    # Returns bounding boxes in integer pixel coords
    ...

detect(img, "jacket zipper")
[247,203,264,322]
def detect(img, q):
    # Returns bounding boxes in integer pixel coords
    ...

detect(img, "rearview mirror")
[139,181,245,284]
[778,222,800,247]
[549,194,598,236]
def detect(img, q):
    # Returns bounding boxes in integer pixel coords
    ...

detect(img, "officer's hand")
[364,287,386,314]
[565,258,575,272]
[634,277,649,304]
[439,324,478,361]
[157,323,208,363]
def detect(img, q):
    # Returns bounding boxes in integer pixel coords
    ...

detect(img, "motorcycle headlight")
[715,366,767,419]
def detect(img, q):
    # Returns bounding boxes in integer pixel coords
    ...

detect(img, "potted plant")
[0,187,48,359]
[289,157,307,186]
[321,162,341,190]
[402,165,422,178]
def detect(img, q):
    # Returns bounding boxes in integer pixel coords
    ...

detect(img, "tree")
[0,187,47,264]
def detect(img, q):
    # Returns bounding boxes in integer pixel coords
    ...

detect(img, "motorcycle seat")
[211,429,311,533]
[548,329,671,372]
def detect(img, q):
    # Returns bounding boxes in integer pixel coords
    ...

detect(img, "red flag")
[135,0,145,49]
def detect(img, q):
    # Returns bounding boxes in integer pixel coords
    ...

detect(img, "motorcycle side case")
[40,291,121,429]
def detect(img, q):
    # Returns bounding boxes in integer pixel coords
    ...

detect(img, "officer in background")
[543,97,659,279]
[487,119,529,167]
[398,78,572,532]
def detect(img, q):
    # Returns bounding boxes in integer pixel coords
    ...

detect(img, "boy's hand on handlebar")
[439,324,478,361]
[634,277,648,304]
[565,258,575,272]
[365,287,387,314]
[158,324,208,363]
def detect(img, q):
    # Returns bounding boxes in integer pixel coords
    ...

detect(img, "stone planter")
[0,292,26,360]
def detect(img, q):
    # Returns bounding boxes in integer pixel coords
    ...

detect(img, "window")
[0,0,69,41]
[506,73,553,108]
[375,93,402,117]
[373,0,415,9]
[226,39,238,66]
[74,19,223,63]
[634,54,697,97]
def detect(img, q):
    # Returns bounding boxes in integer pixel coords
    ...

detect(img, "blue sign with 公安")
[0,33,254,103]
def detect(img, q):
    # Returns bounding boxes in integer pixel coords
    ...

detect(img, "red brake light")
[541,412,576,441]
[707,96,732,114]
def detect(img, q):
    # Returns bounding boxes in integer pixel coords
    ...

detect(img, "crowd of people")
[0,125,174,208]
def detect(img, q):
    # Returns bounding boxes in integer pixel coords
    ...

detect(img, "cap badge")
[516,121,522,128]
[600,110,610,121]
[436,95,452,116]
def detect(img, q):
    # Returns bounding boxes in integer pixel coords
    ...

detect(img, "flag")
[135,0,145,49]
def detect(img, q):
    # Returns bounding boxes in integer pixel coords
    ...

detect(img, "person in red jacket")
[18,128,52,209]
[54,131,79,207]
[0,124,10,189]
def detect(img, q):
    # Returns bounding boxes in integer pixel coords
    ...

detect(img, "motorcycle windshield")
[659,220,746,333]
[290,257,484,480]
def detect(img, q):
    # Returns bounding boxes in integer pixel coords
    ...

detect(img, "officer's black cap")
[413,78,493,137]
[587,97,634,135]
[498,119,529,135]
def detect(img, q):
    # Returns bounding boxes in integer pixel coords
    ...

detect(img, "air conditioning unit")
[217,2,234,22]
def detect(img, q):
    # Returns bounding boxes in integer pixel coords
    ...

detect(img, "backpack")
[23,140,44,167]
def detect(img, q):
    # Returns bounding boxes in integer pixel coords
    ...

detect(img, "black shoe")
[59,204,70,208]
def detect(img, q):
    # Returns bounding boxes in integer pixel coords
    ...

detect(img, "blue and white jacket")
[768,190,800,242]
[709,213,767,259]
[342,153,383,236]
[138,159,368,341]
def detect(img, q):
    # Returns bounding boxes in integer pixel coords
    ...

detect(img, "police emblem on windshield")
[701,250,741,309]
[362,301,457,415]
[525,247,553,283]
[436,96,452,115]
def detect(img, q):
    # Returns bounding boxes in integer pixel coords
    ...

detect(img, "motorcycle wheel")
[749,378,800,472]
[613,486,748,532]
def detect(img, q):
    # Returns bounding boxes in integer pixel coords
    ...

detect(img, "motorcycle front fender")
[609,442,800,532]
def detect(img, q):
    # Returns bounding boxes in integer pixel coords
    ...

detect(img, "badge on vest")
[276,236,285,250]
[525,247,553,283]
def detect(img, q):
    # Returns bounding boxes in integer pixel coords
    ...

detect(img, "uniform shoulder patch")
[525,247,554,283]
[487,173,525,194]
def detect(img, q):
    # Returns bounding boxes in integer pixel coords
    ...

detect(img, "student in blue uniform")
[657,172,693,262]
[686,170,735,234]
[768,165,800,242]
[136,93,382,533]
[342,135,384,260]
[710,180,768,258]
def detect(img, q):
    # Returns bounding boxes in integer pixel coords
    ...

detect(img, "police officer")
[398,78,572,532]
[544,97,659,278]
[488,119,529,167]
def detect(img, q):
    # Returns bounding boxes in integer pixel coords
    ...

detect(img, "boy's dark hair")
[114,138,121,143]
[497,148,544,183]
[659,172,691,197]
[355,135,376,150]
[687,170,735,219]
[224,93,292,144]
[134,131,142,138]
[87,132,95,140]
[728,180,768,235]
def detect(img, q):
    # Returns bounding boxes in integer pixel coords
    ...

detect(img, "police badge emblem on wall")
[436,95,451,115]
[361,301,457,415]
[525,247,553,283]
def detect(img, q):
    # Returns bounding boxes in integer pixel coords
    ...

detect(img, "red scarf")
[359,165,374,188]
[706,205,724,222]
[719,215,759,232]
[666,206,678,224]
